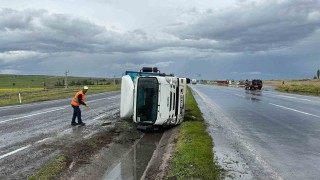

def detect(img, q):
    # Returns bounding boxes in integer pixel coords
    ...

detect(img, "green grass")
[0,74,116,88]
[169,87,221,179]
[0,85,120,107]
[184,87,204,122]
[29,156,69,180]
[276,84,320,94]
[272,79,320,96]
[87,137,99,148]
[261,79,320,96]
[0,74,57,88]
[0,74,121,106]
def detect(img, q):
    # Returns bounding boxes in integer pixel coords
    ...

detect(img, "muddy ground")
[30,118,180,180]
[59,119,143,179]
[30,119,142,179]
[1,90,180,180]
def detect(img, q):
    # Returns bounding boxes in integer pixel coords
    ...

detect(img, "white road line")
[0,107,67,124]
[234,94,245,98]
[0,98,72,111]
[87,96,119,103]
[269,103,320,118]
[0,145,31,160]
[0,92,119,111]
[264,92,320,104]
[0,136,54,160]
[0,96,120,124]
[264,93,312,101]
[35,138,52,144]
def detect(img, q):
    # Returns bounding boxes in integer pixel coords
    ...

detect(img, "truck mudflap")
[137,124,154,131]
[136,124,162,131]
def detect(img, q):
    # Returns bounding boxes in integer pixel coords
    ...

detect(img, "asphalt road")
[0,91,120,179]
[191,85,320,180]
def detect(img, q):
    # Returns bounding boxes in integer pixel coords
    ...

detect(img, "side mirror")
[186,78,191,84]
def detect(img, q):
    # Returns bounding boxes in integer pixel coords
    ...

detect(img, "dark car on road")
[245,79,263,90]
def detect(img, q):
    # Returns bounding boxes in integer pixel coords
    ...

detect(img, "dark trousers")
[71,105,83,124]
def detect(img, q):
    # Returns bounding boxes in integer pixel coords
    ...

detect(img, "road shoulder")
[142,126,180,179]
[166,86,222,179]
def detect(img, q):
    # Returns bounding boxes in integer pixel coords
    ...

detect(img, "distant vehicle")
[245,79,263,90]
[120,67,190,130]
[216,80,229,86]
[191,79,197,84]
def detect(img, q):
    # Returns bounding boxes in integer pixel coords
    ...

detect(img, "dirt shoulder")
[30,119,143,180]
[142,126,180,180]
[144,87,222,180]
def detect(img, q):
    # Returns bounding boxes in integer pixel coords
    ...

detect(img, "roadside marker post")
[19,93,22,104]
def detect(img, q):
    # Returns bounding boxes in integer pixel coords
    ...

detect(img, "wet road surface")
[0,91,120,179]
[191,85,320,180]
[103,132,163,180]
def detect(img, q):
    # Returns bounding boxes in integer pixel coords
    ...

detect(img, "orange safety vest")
[71,90,86,106]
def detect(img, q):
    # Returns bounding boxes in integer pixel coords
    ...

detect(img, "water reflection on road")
[103,132,163,180]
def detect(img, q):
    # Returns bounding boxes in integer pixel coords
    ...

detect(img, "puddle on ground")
[103,132,163,180]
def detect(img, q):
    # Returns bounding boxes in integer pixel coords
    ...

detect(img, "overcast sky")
[1,0,320,80]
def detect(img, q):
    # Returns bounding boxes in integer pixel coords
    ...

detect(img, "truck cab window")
[136,77,159,123]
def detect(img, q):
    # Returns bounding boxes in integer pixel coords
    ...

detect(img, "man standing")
[71,86,89,126]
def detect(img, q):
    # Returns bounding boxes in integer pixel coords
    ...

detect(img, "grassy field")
[169,87,221,179]
[0,74,116,88]
[0,74,120,106]
[264,79,320,96]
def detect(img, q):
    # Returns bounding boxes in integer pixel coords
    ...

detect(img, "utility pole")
[65,70,69,89]
[114,75,116,86]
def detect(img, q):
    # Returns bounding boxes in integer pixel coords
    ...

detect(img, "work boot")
[79,123,86,126]
[71,122,79,126]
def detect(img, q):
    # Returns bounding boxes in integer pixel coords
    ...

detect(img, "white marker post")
[19,93,22,104]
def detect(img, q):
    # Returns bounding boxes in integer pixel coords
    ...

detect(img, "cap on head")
[83,86,89,90]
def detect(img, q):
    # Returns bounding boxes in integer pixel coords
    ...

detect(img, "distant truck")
[216,80,229,86]
[191,79,197,84]
[245,79,263,90]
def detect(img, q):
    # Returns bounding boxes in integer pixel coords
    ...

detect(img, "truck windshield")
[136,77,159,123]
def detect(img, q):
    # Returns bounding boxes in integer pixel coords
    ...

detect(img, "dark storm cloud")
[0,8,181,54]
[0,8,224,56]
[1,0,320,79]
[170,0,320,52]
[0,8,104,53]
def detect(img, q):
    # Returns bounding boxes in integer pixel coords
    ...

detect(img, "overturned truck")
[120,67,190,130]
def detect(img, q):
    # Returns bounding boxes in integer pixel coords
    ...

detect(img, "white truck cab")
[120,67,190,129]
